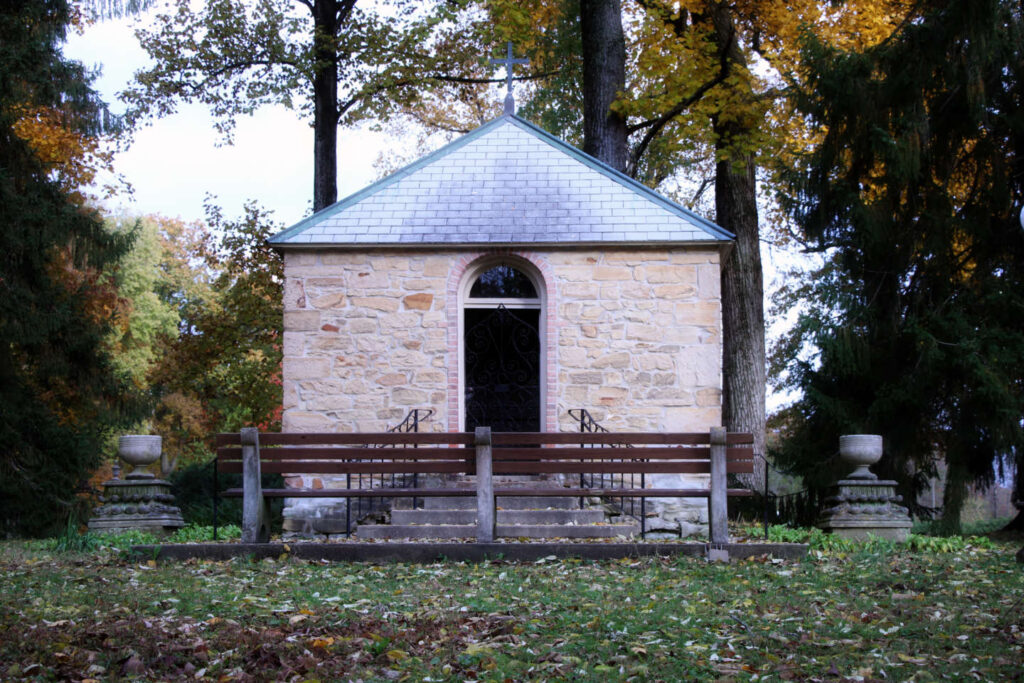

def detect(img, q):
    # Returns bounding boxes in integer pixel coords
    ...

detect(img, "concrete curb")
[132,541,808,563]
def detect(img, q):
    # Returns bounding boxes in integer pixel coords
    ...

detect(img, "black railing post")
[346,473,352,537]
[763,454,769,539]
[212,458,219,541]
[578,409,585,509]
[641,472,646,537]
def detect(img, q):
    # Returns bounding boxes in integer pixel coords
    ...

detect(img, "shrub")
[169,460,282,528]
[48,518,99,553]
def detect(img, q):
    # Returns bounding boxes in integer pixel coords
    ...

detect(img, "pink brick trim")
[446,250,558,433]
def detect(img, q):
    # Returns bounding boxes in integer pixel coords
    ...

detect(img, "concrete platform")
[131,541,808,563]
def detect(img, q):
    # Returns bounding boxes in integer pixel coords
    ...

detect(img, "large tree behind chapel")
[125,0,476,212]
[478,1,914,478]
[773,0,1024,532]
[0,0,146,536]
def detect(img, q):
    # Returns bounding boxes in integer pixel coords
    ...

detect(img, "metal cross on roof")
[490,41,529,115]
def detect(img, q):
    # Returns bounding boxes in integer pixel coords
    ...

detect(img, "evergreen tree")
[773,0,1024,532]
[0,1,145,536]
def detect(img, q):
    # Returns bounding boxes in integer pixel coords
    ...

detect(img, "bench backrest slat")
[489,432,754,446]
[214,431,755,477]
[217,461,474,475]
[214,432,475,447]
[216,446,471,461]
[491,446,752,461]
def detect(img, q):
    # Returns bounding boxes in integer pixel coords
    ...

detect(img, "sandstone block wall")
[283,246,722,434]
[282,250,451,433]
[550,248,722,433]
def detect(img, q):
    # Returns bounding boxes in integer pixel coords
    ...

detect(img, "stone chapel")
[269,112,734,537]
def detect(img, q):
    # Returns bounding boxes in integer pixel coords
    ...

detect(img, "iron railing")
[343,409,435,535]
[568,408,647,534]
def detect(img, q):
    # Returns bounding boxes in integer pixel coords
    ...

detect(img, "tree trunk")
[580,0,628,173]
[937,456,968,536]
[1001,449,1024,531]
[710,4,767,484]
[716,149,767,482]
[312,1,339,211]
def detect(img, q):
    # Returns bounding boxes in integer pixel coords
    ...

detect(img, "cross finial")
[490,41,529,115]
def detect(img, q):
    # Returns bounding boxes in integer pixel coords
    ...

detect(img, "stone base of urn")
[818,479,912,542]
[88,478,184,535]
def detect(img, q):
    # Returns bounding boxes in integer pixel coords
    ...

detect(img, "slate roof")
[269,114,732,247]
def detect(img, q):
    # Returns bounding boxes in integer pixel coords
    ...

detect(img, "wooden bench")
[215,427,754,543]
[214,430,479,542]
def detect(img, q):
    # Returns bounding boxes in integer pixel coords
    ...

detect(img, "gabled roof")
[269,114,732,247]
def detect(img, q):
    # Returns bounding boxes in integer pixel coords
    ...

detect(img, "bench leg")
[241,427,270,543]
[709,426,730,544]
[475,427,494,543]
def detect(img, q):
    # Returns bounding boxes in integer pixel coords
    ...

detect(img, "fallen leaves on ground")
[0,539,1021,680]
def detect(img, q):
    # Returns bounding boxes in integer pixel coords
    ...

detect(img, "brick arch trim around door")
[446,250,558,434]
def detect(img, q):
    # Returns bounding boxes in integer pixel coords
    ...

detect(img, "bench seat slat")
[490,461,754,475]
[494,488,755,497]
[224,487,755,499]
[223,487,479,498]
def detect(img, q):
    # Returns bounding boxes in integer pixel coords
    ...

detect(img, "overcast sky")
[63,11,388,229]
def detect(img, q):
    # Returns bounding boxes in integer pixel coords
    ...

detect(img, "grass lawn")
[1,531,1021,681]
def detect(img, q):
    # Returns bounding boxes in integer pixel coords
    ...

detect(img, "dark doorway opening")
[464,305,541,433]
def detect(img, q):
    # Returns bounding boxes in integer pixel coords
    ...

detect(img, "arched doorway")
[461,262,543,433]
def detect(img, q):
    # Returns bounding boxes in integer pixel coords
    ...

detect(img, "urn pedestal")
[88,436,184,535]
[818,435,913,542]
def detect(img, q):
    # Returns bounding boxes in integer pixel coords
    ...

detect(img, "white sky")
[64,11,388,228]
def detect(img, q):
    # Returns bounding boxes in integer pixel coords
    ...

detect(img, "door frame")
[457,256,546,433]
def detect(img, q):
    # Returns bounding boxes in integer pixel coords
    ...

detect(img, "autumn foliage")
[0,1,146,536]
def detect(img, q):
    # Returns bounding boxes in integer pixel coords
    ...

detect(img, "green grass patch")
[913,516,1015,537]
[764,524,996,553]
[2,534,1021,681]
[165,523,242,543]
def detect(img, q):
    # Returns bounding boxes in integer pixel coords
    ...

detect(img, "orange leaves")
[45,243,128,328]
[10,104,117,204]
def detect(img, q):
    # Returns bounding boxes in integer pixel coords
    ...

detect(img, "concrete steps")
[420,495,580,511]
[390,508,606,525]
[357,477,639,540]
[357,521,640,540]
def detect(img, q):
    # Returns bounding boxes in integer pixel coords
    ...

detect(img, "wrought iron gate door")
[464,305,540,432]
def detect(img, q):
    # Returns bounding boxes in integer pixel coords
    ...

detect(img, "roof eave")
[271,239,732,251]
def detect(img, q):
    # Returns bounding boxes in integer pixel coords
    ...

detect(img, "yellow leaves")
[384,649,408,662]
[462,642,494,656]
[309,636,334,649]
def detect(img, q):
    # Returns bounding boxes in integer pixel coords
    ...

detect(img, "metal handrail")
[345,408,435,536]
[568,408,647,535]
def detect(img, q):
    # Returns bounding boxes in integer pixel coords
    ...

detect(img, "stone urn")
[90,434,183,535]
[820,433,912,541]
[839,434,883,480]
[118,435,162,479]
